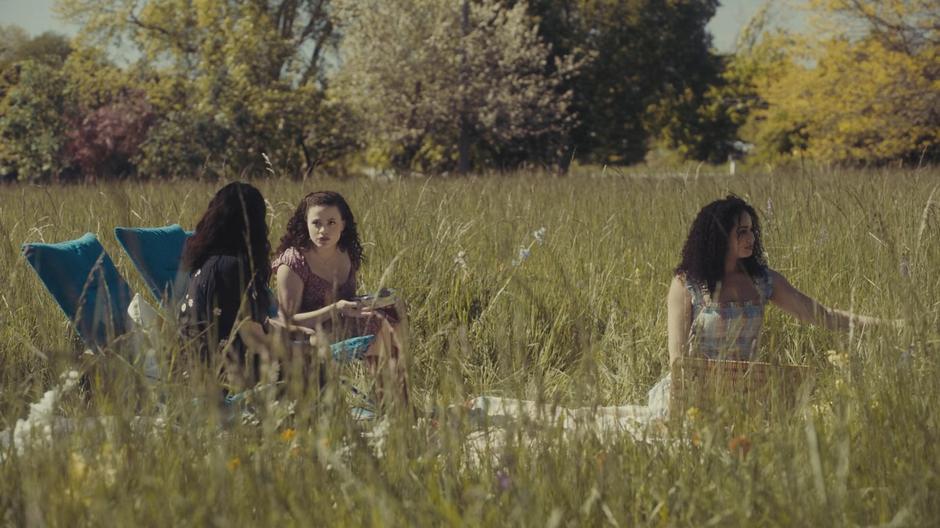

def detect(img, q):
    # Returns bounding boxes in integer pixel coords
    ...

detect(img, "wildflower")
[728,435,751,458]
[899,345,913,368]
[9,370,81,457]
[262,152,276,176]
[685,406,700,421]
[658,502,670,525]
[227,457,241,472]
[826,350,849,370]
[512,246,530,266]
[280,428,297,442]
[496,469,512,491]
[69,452,88,482]
[454,250,468,271]
[766,197,774,220]
[532,227,547,245]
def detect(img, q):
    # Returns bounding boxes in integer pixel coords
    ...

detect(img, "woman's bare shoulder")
[668,273,691,299]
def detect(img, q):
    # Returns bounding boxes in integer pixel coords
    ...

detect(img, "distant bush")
[66,91,155,181]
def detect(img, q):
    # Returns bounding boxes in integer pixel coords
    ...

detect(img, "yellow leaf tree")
[746,0,938,165]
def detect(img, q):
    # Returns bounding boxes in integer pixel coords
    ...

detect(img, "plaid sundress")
[685,271,774,361]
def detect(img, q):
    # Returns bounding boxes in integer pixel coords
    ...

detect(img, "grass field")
[1,168,939,525]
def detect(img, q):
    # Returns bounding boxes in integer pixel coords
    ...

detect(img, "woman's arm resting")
[274,265,362,327]
[274,264,335,327]
[768,270,883,331]
[667,275,693,367]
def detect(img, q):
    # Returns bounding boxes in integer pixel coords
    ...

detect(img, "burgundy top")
[271,247,357,313]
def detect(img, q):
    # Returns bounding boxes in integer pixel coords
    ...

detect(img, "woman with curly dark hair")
[666,194,885,367]
[271,191,408,407]
[178,182,272,386]
[468,195,896,428]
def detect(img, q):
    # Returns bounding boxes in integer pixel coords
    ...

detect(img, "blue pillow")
[114,225,193,303]
[22,233,133,348]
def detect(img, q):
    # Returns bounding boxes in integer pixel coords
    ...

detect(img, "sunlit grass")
[1,168,939,525]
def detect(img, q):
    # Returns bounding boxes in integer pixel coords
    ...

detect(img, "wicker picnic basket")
[670,356,814,419]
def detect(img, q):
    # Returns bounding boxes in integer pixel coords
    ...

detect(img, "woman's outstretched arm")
[667,275,693,367]
[768,269,883,331]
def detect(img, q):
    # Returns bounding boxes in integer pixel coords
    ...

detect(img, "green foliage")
[0,26,72,71]
[0,61,75,182]
[524,0,723,165]
[0,28,76,181]
[56,0,350,178]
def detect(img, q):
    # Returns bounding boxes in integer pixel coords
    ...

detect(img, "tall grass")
[1,168,938,525]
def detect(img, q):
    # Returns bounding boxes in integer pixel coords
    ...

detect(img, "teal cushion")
[114,225,192,302]
[22,233,132,348]
[331,335,375,362]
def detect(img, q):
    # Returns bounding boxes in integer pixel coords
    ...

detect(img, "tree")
[0,61,74,182]
[520,0,722,164]
[0,26,72,71]
[66,90,155,181]
[57,0,349,177]
[743,0,939,165]
[333,0,578,173]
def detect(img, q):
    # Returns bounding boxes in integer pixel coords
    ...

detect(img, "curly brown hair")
[275,191,364,270]
[675,195,767,293]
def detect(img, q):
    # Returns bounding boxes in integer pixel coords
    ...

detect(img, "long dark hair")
[276,191,364,270]
[183,182,272,289]
[675,195,767,293]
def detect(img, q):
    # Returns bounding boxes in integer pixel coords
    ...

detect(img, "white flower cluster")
[1,370,80,459]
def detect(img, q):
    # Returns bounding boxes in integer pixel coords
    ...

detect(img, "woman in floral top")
[271,191,409,407]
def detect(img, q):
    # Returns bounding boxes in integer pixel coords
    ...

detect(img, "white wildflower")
[826,350,849,370]
[4,370,81,457]
[454,250,468,271]
[532,227,547,245]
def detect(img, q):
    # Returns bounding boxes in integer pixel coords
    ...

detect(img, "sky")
[1,0,771,53]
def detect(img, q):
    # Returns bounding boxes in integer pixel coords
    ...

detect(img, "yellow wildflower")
[69,452,88,482]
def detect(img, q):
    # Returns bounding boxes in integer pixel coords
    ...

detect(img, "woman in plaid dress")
[666,195,884,367]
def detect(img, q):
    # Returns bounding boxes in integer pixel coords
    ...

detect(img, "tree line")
[0,0,936,182]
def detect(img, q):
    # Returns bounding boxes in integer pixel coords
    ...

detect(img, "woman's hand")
[334,299,372,318]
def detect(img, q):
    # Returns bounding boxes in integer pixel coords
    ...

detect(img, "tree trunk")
[457,0,471,175]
